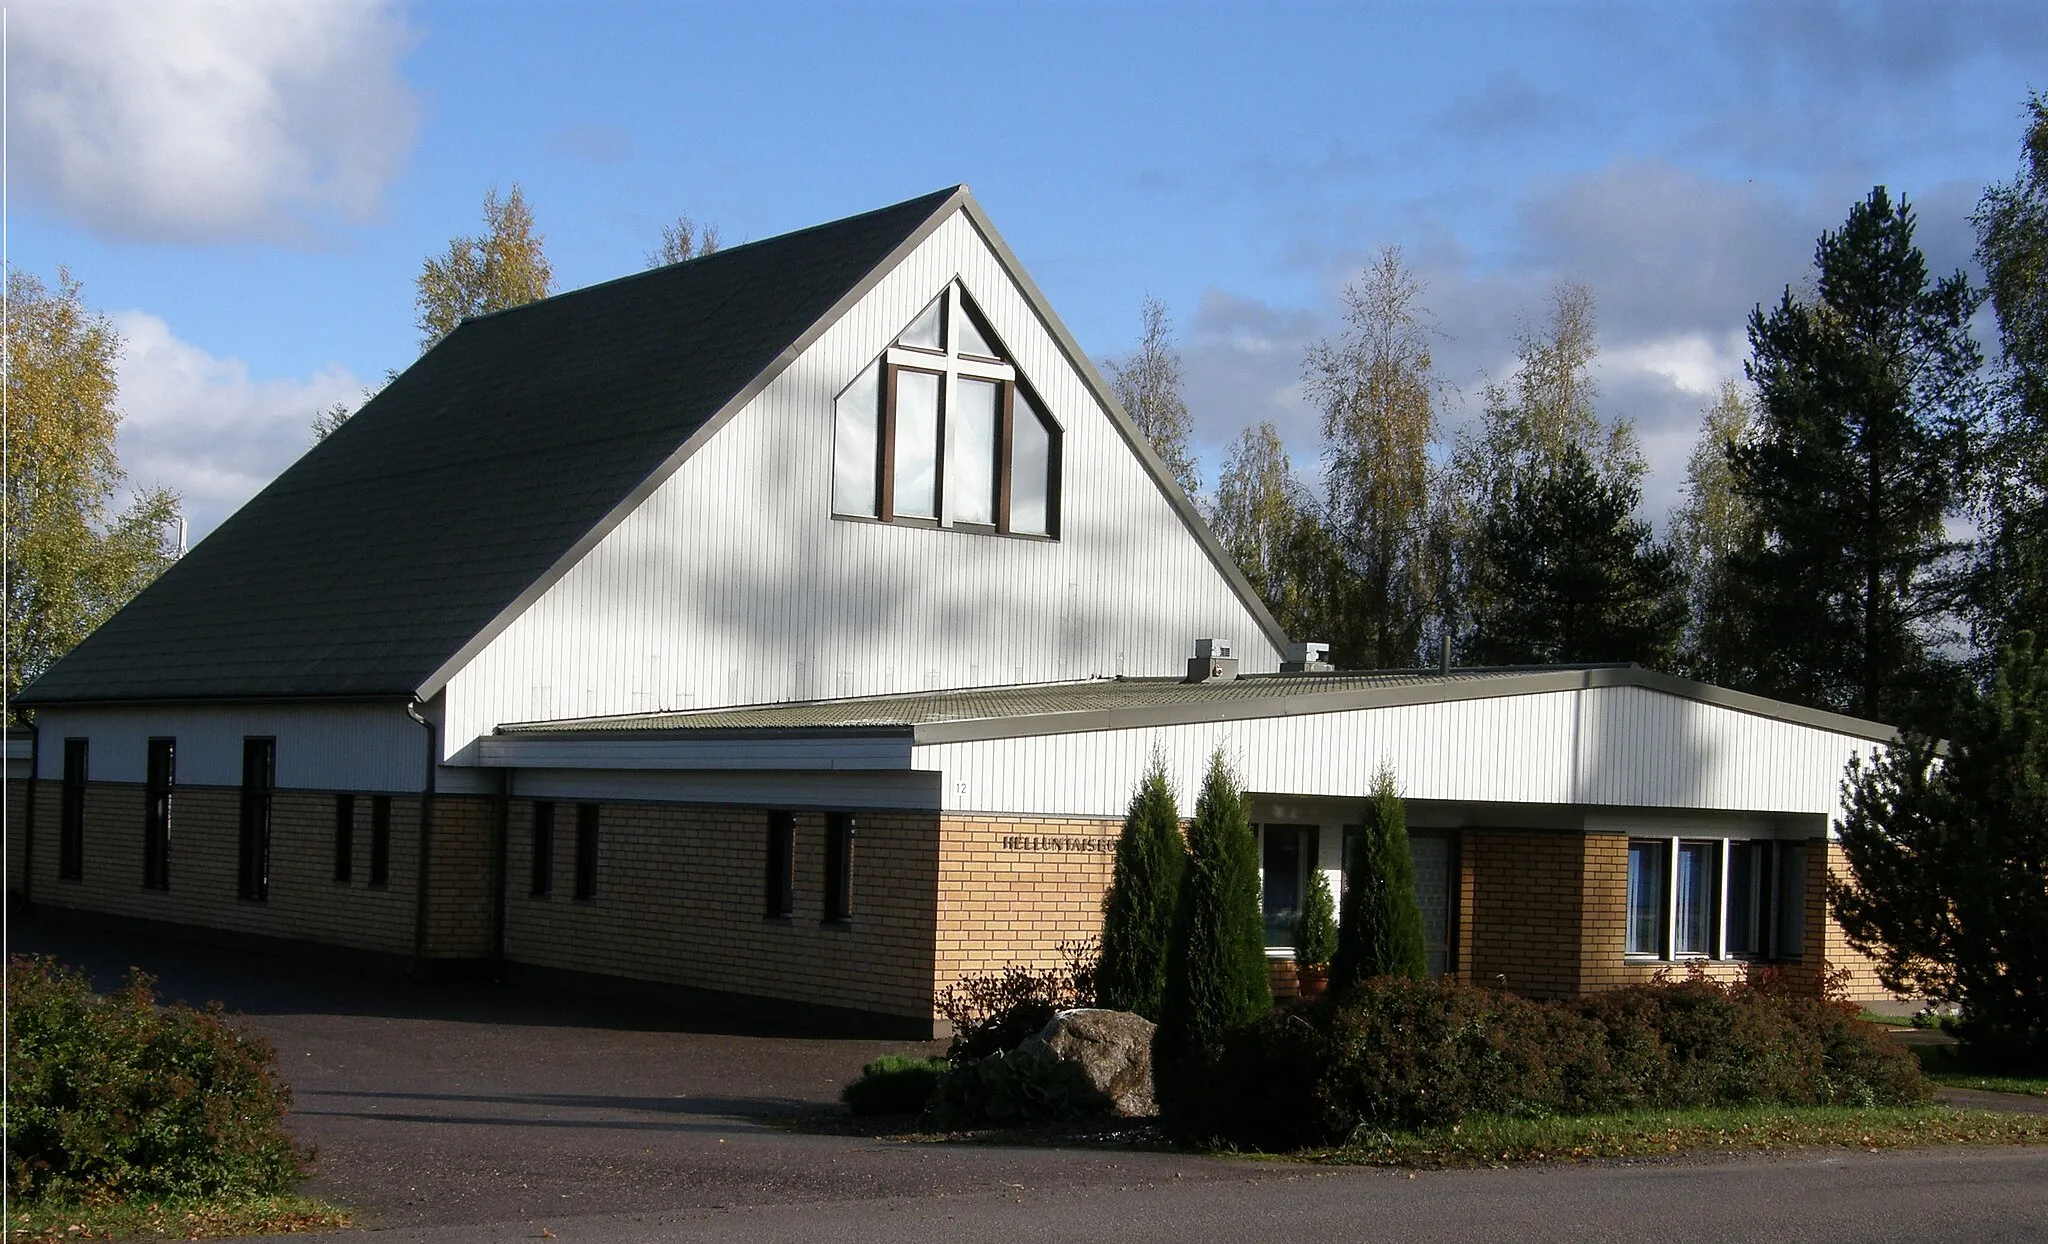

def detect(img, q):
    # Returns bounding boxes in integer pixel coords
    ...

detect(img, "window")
[1260,824,1314,949]
[143,738,174,890]
[832,283,1060,537]
[1626,840,1667,956]
[333,794,355,884]
[59,738,88,882]
[824,813,855,922]
[1627,837,1806,961]
[369,795,391,887]
[573,803,599,901]
[238,738,275,901]
[530,801,555,897]
[766,811,795,918]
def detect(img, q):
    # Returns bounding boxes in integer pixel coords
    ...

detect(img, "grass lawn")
[1914,1045,2048,1098]
[6,1192,350,1241]
[1301,1105,2048,1168]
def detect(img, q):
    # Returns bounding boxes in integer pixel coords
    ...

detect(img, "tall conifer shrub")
[1332,767,1429,992]
[1156,751,1272,1125]
[1097,760,1185,1020]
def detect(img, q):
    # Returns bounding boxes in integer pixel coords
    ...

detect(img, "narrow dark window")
[59,738,88,881]
[143,738,175,890]
[333,793,356,884]
[368,795,391,887]
[824,813,855,922]
[766,811,795,918]
[238,737,275,901]
[574,803,600,901]
[530,801,556,897]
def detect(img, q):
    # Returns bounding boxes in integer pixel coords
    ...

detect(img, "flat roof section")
[492,664,1901,748]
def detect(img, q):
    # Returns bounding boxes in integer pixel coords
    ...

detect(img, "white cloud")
[16,0,418,243]
[112,311,362,542]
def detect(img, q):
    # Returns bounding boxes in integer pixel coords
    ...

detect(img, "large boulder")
[1014,1008,1157,1117]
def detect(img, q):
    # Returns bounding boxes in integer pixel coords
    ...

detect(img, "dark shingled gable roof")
[19,187,962,705]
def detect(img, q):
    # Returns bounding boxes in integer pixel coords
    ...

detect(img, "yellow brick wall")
[13,778,423,956]
[6,778,28,893]
[500,800,941,1023]
[934,814,1119,996]
[424,795,496,958]
[1464,828,1586,998]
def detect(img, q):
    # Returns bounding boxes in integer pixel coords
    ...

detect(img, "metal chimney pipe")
[1439,634,1452,675]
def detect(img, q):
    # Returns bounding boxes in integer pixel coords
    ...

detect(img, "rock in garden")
[1014,1008,1157,1117]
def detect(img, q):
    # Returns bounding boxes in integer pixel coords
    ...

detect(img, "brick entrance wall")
[501,801,942,1027]
[935,814,1119,997]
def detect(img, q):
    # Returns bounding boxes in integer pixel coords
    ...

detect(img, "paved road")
[12,912,2047,1243]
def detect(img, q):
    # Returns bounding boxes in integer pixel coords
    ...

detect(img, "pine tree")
[1096,760,1186,1020]
[1727,187,1980,727]
[1831,632,2048,1064]
[1331,768,1427,992]
[1464,444,1686,667]
[1156,751,1271,1087]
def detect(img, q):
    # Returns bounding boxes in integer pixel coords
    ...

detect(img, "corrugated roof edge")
[410,186,972,700]
[494,665,1904,748]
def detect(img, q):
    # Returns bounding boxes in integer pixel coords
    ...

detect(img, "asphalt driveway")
[10,910,2048,1243]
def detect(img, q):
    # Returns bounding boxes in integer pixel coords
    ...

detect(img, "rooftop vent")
[1187,638,1238,683]
[1282,641,1332,673]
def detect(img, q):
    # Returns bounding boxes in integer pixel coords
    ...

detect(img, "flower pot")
[1296,964,1330,1003]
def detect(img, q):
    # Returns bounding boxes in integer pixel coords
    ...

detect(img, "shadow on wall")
[5,906,856,1037]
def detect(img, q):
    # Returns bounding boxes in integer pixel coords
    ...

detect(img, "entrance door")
[1260,824,1315,950]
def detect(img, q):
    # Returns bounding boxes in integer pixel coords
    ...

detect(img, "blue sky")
[16,1,2047,540]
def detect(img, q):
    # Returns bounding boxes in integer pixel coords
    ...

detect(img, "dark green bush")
[929,1049,1097,1127]
[1330,769,1428,991]
[840,1055,950,1116]
[1193,973,1933,1149]
[936,940,1096,1065]
[5,955,305,1203]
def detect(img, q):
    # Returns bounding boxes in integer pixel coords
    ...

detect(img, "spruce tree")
[1832,632,2048,1064]
[1156,752,1271,1082]
[1096,760,1185,1020]
[1331,768,1428,993]
[1727,186,1980,729]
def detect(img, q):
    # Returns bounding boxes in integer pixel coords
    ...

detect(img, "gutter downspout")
[490,766,510,981]
[406,696,437,967]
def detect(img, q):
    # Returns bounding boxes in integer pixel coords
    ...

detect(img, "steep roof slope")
[20,188,961,704]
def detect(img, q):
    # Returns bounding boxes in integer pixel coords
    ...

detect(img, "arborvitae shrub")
[5,955,305,1203]
[1331,767,1428,992]
[1155,751,1272,1127]
[1097,761,1185,1020]
[1294,867,1338,969]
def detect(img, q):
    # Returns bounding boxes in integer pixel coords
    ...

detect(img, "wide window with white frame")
[832,282,1061,537]
[1625,837,1806,961]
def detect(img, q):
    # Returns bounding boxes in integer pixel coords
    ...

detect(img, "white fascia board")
[475,733,916,772]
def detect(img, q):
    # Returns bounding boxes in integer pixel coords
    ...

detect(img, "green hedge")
[5,955,305,1203]
[1179,975,1933,1149]
[841,1055,950,1116]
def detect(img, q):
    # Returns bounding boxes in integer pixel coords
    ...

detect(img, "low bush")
[840,1055,950,1116]
[1177,973,1932,1149]
[929,1049,1097,1127]
[937,939,1097,1065]
[5,955,306,1204]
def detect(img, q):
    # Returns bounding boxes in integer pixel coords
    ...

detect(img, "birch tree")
[1106,296,1201,499]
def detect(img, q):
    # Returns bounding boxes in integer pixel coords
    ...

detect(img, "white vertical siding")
[912,686,1877,823]
[30,703,423,792]
[442,211,1278,758]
